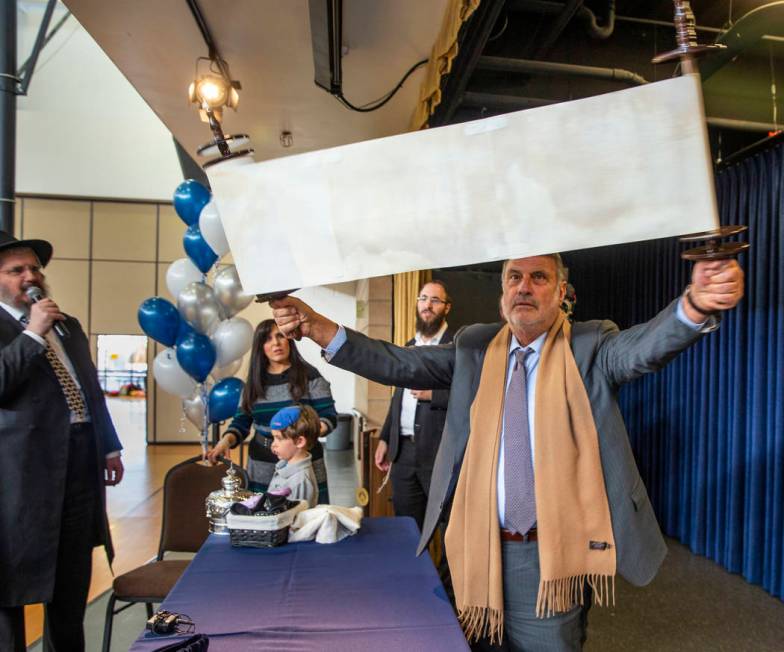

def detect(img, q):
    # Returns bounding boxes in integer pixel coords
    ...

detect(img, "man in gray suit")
[0,233,124,652]
[272,253,743,651]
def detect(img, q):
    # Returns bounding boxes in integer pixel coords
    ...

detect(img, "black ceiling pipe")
[0,0,17,234]
[476,55,649,85]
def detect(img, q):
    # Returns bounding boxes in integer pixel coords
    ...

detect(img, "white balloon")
[212,317,253,367]
[199,200,230,257]
[166,258,203,299]
[211,358,243,381]
[153,347,197,398]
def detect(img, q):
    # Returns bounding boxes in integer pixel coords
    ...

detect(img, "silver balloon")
[177,281,222,336]
[182,389,206,429]
[211,358,242,381]
[213,265,253,318]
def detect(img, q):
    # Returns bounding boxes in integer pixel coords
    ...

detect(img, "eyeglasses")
[0,264,42,277]
[417,295,449,306]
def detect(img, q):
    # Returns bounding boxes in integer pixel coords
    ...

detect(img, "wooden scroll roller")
[650,0,725,74]
[652,1,749,262]
[255,290,303,340]
[679,225,750,261]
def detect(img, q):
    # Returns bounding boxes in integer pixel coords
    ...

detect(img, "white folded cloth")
[288,505,363,544]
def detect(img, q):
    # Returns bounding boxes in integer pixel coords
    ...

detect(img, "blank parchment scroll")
[208,74,716,295]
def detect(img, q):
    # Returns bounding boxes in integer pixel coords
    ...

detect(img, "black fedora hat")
[0,231,53,267]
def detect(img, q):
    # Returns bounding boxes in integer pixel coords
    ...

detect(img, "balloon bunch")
[138,179,252,454]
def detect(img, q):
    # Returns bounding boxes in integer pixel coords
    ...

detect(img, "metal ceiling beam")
[428,0,507,127]
[532,0,583,59]
[17,0,57,96]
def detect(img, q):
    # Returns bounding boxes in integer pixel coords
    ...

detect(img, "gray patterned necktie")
[20,315,88,421]
[504,347,536,535]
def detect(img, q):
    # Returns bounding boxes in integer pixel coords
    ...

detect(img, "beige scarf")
[445,312,616,644]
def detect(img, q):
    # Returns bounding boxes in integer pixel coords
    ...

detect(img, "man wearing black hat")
[0,233,124,651]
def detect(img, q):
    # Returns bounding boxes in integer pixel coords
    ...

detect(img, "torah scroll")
[208,74,717,295]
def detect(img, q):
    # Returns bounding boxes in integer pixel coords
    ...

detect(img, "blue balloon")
[209,377,245,423]
[138,297,180,347]
[177,318,196,340]
[173,179,211,226]
[176,330,216,383]
[183,224,218,273]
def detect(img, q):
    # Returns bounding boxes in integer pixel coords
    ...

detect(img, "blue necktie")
[504,347,536,535]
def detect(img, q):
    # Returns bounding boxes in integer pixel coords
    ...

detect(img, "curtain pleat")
[393,271,432,346]
[601,143,784,601]
[409,0,481,131]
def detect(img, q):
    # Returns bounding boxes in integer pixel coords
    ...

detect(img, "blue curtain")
[564,140,784,600]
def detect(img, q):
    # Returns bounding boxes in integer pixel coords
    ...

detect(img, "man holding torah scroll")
[272,254,743,651]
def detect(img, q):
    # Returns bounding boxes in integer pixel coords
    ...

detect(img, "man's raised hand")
[270,296,339,348]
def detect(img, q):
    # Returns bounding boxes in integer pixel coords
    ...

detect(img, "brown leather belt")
[500,527,538,543]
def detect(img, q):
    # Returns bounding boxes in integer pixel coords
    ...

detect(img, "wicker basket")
[226,499,308,548]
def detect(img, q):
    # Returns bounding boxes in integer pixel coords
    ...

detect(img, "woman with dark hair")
[208,319,337,502]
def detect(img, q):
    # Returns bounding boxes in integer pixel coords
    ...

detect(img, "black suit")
[379,329,452,530]
[0,309,122,651]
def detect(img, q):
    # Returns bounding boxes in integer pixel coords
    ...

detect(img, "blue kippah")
[270,406,302,430]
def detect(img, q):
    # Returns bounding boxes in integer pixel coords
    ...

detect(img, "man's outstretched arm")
[271,296,455,389]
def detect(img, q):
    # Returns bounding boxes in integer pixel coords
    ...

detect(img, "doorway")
[96,334,148,445]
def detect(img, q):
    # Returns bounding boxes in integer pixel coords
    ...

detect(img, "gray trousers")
[502,541,590,652]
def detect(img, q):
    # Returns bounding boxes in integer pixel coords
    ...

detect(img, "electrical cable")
[334,58,428,112]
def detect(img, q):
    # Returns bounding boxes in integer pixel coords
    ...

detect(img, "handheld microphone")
[25,286,70,339]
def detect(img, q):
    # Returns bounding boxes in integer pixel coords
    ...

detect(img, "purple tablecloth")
[129,516,468,651]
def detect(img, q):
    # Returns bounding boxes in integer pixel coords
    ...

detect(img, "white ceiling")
[62,0,449,165]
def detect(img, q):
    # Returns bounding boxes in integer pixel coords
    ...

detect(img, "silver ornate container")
[205,465,254,534]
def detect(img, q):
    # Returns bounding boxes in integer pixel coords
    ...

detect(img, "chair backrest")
[157,455,247,557]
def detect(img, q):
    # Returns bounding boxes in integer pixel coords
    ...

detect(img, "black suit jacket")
[0,309,122,606]
[379,329,453,469]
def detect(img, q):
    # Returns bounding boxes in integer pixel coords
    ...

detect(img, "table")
[130,517,468,651]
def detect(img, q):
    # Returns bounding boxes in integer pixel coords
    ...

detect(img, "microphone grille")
[25,286,44,301]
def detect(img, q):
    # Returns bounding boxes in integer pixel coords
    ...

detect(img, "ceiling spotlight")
[188,57,251,167]
[188,73,239,123]
[194,75,229,107]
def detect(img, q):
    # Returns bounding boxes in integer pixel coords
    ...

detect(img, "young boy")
[267,404,320,508]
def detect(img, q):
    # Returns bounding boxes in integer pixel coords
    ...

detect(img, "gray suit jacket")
[330,299,713,587]
[0,310,122,606]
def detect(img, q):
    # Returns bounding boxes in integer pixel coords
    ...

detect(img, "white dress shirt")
[399,321,448,436]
